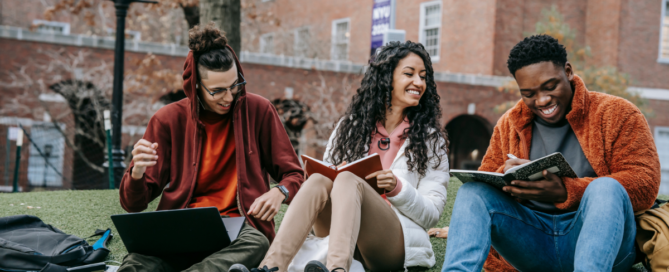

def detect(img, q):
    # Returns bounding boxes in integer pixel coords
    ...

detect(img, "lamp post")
[42,144,53,188]
[108,0,156,188]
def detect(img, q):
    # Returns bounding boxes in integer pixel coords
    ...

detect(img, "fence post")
[12,129,23,193]
[4,128,11,185]
[104,110,114,189]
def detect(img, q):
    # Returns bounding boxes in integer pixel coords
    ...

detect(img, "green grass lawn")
[0,179,666,271]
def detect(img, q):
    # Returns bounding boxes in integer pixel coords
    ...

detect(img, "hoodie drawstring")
[245,97,252,155]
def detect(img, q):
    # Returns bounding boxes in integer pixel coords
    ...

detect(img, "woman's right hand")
[130,139,159,180]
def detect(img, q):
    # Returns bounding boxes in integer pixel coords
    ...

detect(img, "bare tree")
[200,0,241,53]
[299,72,358,151]
[0,49,181,188]
[41,0,193,45]
[240,0,330,58]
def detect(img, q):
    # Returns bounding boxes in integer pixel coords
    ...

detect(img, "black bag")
[0,215,112,272]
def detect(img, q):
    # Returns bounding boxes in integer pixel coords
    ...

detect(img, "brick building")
[1,0,669,193]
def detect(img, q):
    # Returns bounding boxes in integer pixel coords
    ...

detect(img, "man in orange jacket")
[442,35,660,272]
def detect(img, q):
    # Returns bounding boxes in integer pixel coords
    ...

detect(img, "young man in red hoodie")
[117,24,304,272]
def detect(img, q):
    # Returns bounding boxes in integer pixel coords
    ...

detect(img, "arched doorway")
[445,115,493,170]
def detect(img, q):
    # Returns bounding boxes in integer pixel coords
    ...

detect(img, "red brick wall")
[2,34,668,189]
[618,0,669,89]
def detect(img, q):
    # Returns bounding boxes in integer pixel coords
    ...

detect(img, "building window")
[294,27,311,58]
[32,20,70,35]
[660,0,669,62]
[331,18,350,61]
[419,1,442,61]
[27,124,65,188]
[657,127,669,195]
[260,33,274,54]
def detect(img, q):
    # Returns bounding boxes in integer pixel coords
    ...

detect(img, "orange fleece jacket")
[479,75,661,271]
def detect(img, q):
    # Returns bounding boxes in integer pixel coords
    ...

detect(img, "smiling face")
[515,61,574,124]
[390,52,427,110]
[198,64,239,115]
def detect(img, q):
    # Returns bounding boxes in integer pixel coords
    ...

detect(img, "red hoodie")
[119,46,305,242]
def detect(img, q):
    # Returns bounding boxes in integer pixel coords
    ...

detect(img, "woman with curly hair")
[232,41,450,272]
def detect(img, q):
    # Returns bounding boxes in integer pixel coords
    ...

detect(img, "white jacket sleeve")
[387,138,449,229]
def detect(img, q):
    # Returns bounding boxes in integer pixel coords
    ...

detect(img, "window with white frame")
[32,20,70,35]
[660,0,669,61]
[260,33,274,54]
[331,18,350,61]
[656,127,669,195]
[27,124,65,187]
[419,1,442,61]
[294,27,311,58]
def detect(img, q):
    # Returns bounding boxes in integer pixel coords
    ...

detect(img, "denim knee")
[580,177,632,216]
[582,177,629,203]
[458,181,498,196]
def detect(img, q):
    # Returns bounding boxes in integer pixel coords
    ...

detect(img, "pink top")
[368,119,411,198]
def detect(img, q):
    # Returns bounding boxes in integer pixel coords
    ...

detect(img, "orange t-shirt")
[188,111,241,217]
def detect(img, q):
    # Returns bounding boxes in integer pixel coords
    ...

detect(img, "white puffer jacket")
[323,123,450,268]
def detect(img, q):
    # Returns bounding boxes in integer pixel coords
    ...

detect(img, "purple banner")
[370,0,392,56]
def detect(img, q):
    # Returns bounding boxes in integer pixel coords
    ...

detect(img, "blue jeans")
[442,177,637,272]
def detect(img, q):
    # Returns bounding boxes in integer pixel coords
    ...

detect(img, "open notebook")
[301,154,385,194]
[450,152,577,189]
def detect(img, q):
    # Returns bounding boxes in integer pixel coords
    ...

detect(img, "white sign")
[8,127,20,141]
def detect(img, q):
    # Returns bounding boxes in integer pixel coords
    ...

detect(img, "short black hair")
[507,34,567,76]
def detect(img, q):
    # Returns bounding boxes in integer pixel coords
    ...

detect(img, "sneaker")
[251,266,279,272]
[304,260,345,272]
[229,264,250,272]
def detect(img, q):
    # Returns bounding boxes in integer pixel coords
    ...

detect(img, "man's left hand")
[248,187,285,221]
[503,170,568,203]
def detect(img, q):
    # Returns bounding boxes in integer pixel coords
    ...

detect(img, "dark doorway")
[445,115,493,170]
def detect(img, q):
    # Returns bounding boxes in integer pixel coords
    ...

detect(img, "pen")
[507,154,518,160]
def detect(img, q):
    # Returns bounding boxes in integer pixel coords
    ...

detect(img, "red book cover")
[301,154,385,194]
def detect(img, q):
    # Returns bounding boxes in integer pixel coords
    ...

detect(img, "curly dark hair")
[188,22,235,77]
[328,41,449,177]
[507,34,568,76]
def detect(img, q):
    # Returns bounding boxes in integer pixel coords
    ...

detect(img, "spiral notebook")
[450,152,577,189]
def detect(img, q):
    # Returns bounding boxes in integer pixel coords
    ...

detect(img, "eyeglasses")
[199,74,246,98]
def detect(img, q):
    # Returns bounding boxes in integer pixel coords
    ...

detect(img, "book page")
[301,154,334,168]
[338,153,379,170]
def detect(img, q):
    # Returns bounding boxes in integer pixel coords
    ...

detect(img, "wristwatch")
[276,185,289,203]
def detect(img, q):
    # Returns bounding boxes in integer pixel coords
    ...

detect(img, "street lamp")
[107,0,157,188]
[42,144,53,188]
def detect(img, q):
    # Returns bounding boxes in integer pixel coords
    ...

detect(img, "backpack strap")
[87,229,112,250]
[80,229,113,264]
[39,262,68,272]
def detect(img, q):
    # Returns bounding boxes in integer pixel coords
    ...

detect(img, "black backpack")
[0,215,112,272]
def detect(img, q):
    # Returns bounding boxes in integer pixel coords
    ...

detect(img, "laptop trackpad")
[222,217,246,241]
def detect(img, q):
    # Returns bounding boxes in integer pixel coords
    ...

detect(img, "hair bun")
[188,22,229,54]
